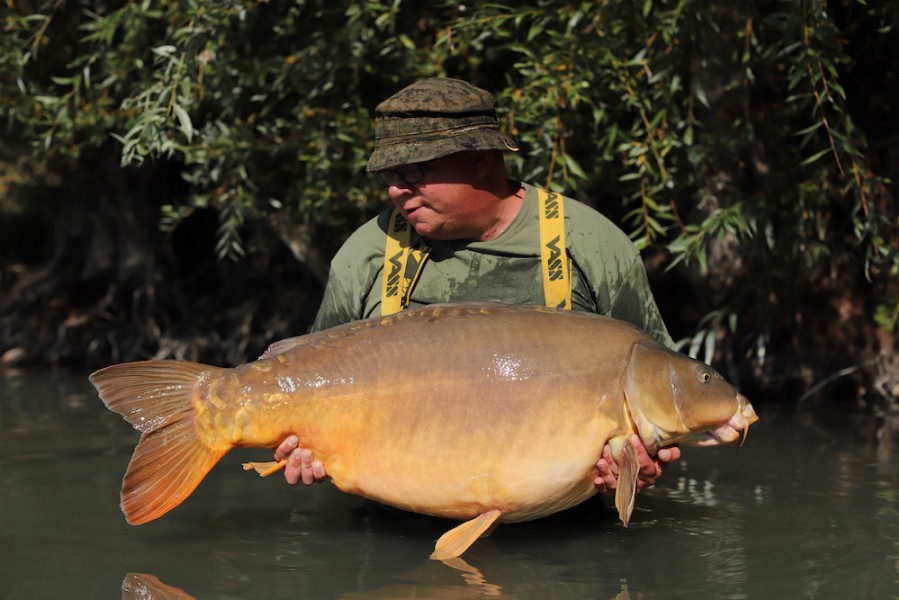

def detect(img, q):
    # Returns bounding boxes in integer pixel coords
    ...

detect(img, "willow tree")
[2,0,896,413]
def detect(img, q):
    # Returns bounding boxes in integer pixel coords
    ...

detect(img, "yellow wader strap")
[537,188,571,309]
[382,209,431,316]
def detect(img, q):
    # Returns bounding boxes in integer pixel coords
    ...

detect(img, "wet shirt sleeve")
[310,212,389,332]
[608,256,674,348]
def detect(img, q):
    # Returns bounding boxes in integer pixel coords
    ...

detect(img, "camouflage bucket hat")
[366,78,519,172]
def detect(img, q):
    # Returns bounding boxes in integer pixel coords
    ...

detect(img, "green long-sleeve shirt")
[312,182,672,347]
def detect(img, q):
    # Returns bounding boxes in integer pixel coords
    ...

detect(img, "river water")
[0,369,896,599]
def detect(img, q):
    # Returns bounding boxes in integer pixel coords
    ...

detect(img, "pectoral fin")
[614,439,640,527]
[430,509,502,561]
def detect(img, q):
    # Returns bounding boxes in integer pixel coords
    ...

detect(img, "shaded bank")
[0,156,325,370]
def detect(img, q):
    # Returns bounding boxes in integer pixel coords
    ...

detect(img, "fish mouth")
[698,394,759,446]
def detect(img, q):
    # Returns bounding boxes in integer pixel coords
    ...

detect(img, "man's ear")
[470,150,495,178]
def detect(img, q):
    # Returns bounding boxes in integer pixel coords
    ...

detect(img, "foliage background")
[1,0,897,418]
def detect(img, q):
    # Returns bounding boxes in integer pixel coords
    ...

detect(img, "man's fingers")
[631,434,659,477]
[595,438,680,495]
[594,461,616,493]
[594,445,618,494]
[300,449,317,485]
[602,444,614,463]
[274,435,299,461]
[277,436,303,485]
[658,446,681,465]
[602,446,619,477]
[279,444,328,486]
[282,448,303,485]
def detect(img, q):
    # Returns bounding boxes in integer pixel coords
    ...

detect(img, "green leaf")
[563,154,587,179]
[694,81,709,108]
[152,45,177,57]
[800,147,832,166]
[527,19,546,42]
[172,104,193,143]
[794,121,824,136]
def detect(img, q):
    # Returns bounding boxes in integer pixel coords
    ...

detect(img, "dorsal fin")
[258,318,385,359]
[258,337,308,359]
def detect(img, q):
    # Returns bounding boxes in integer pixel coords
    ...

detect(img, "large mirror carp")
[91,302,758,560]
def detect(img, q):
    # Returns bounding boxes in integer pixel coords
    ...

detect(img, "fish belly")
[332,382,616,522]
[242,304,639,522]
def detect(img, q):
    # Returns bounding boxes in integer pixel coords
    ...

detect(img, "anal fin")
[430,509,502,561]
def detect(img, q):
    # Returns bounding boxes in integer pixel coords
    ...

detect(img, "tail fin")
[90,360,228,525]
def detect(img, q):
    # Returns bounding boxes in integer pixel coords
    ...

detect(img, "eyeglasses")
[372,161,432,187]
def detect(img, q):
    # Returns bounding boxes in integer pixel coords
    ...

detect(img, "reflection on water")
[1,369,897,599]
[123,573,195,599]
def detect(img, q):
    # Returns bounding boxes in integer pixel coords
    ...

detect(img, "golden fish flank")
[91,302,759,561]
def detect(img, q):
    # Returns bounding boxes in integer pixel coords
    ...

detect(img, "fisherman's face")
[381,153,498,241]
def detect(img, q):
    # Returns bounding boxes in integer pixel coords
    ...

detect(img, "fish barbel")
[91,302,758,560]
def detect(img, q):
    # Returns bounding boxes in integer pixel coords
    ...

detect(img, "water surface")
[1,369,896,599]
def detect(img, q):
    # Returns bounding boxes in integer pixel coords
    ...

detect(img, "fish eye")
[699,371,712,384]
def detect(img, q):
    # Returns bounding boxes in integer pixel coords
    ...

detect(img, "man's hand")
[594,434,680,494]
[274,435,327,486]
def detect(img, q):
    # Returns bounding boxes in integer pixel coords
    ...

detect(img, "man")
[275,77,680,495]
